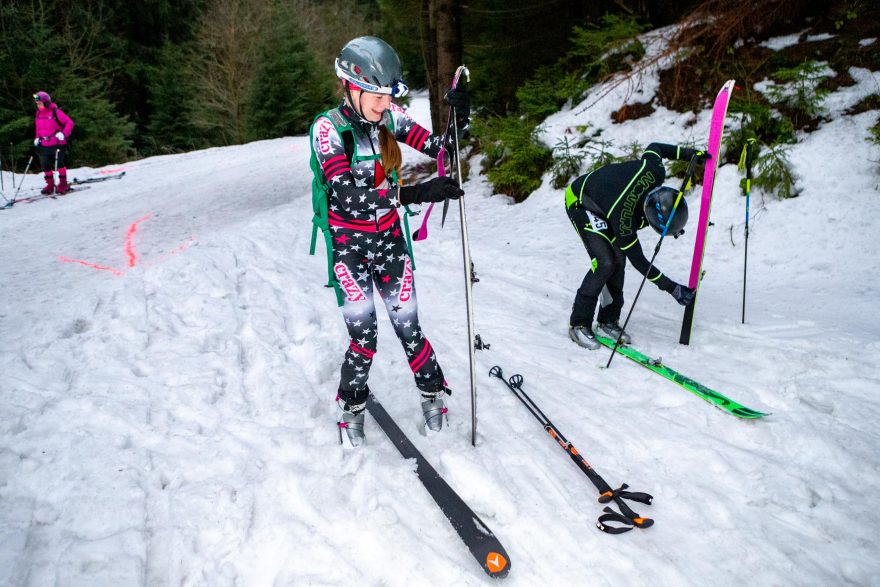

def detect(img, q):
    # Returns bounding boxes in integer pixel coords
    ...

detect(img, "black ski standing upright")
[366,394,511,578]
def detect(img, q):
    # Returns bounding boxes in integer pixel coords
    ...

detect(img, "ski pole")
[8,156,33,206]
[10,143,16,190]
[606,153,700,369]
[738,139,756,324]
[450,66,479,447]
[0,151,8,205]
[489,366,653,533]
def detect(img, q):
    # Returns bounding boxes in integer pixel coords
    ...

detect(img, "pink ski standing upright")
[679,79,735,345]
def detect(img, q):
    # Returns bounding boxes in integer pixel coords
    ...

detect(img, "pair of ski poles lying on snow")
[490,366,654,534]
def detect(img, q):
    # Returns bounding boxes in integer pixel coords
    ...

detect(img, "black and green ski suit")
[565,143,700,328]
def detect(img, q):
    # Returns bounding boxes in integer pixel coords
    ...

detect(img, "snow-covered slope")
[1,57,879,586]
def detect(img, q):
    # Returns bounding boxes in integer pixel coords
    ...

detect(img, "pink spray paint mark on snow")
[59,213,192,276]
[125,213,154,267]
[57,257,125,276]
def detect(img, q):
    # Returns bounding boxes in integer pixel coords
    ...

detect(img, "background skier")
[309,36,469,446]
[33,91,75,195]
[564,143,710,349]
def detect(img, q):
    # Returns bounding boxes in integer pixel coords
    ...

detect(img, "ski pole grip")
[596,484,655,532]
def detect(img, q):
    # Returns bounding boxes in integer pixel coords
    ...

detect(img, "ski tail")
[366,394,511,578]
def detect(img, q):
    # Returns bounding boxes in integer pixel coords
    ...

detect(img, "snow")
[760,31,810,51]
[2,54,880,587]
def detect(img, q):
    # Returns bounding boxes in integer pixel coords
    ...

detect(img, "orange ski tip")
[486,551,508,574]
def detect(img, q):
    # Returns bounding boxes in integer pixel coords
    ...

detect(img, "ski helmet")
[335,36,408,97]
[643,186,688,237]
[33,91,51,105]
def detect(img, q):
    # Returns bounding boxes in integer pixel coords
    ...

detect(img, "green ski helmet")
[644,186,688,237]
[335,36,408,97]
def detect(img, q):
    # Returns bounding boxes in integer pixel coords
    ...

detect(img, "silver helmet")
[335,36,408,97]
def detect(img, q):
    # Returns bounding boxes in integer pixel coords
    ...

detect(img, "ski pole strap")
[737,138,757,171]
[596,483,654,534]
[737,138,757,195]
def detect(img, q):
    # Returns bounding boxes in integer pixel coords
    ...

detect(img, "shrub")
[764,60,831,126]
[473,116,552,202]
[753,142,798,199]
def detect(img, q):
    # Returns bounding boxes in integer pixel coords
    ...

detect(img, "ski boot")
[55,173,70,195]
[337,387,369,448]
[596,321,631,344]
[41,173,55,195]
[419,380,451,433]
[569,325,600,350]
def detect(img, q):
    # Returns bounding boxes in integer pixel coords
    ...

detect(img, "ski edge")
[680,78,736,345]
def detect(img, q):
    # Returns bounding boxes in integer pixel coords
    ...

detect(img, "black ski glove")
[695,150,712,163]
[444,86,470,135]
[399,176,464,205]
[670,283,696,306]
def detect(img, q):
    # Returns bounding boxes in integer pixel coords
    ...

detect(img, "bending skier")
[564,143,710,349]
[33,91,75,195]
[309,36,470,446]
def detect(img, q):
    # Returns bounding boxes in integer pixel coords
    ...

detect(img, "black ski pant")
[37,145,67,173]
[567,204,626,328]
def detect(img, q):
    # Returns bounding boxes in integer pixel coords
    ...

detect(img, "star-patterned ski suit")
[311,101,453,406]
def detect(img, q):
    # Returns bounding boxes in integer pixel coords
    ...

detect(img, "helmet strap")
[343,82,368,122]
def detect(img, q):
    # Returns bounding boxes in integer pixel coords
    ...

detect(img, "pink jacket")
[35,104,74,147]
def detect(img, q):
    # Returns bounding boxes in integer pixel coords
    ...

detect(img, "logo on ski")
[485,552,508,574]
[334,262,366,302]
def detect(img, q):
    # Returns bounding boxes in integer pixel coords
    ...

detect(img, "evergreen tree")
[146,41,206,154]
[54,76,135,166]
[245,2,334,140]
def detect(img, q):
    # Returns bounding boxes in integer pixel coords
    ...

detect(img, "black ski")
[366,394,510,578]
[71,171,126,184]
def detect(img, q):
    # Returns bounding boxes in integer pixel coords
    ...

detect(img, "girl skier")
[33,91,75,195]
[309,36,469,447]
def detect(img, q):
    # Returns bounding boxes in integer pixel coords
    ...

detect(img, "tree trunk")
[420,0,461,133]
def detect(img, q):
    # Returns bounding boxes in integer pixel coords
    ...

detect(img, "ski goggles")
[335,60,408,98]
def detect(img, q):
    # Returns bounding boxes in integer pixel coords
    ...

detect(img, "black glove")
[670,283,696,306]
[694,150,712,164]
[444,86,470,133]
[399,176,464,205]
